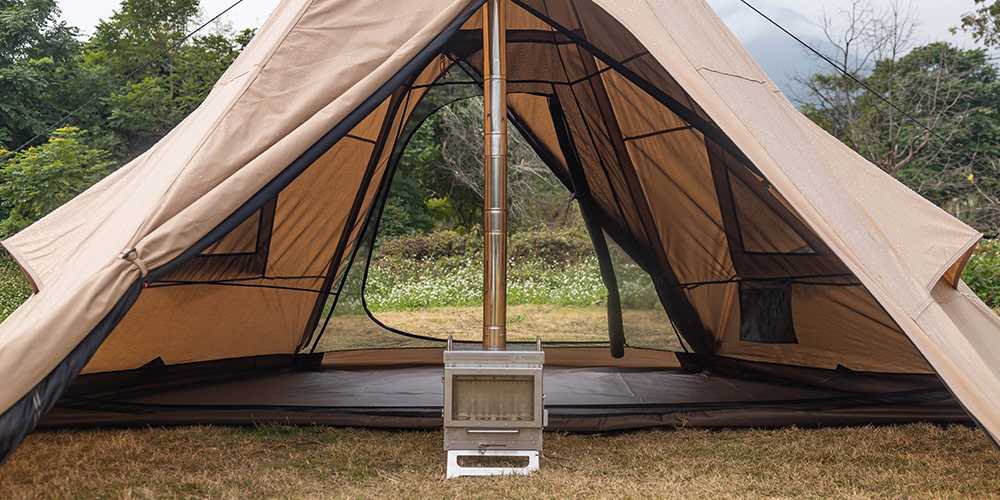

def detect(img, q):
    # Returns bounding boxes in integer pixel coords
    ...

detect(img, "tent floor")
[42,365,969,431]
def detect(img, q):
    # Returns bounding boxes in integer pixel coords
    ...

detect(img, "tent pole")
[483,0,507,351]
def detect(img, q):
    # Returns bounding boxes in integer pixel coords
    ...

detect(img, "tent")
[2,0,999,463]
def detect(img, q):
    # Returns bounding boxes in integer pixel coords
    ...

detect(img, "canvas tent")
[1,0,999,463]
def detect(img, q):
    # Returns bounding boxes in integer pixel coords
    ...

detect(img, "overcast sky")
[57,0,985,95]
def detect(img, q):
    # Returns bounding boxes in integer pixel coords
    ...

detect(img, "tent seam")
[696,67,766,85]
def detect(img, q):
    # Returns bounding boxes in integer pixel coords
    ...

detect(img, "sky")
[57,0,985,95]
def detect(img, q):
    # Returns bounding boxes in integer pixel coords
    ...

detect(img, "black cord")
[739,0,1000,179]
[149,280,329,294]
[0,0,246,161]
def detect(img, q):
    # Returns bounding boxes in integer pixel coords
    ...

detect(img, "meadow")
[1,423,997,499]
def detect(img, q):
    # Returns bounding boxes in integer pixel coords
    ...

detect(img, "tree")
[0,127,114,237]
[796,2,1000,231]
[956,0,1000,48]
[380,168,437,237]
[0,0,82,149]
[794,0,918,149]
[84,0,253,156]
[413,96,573,233]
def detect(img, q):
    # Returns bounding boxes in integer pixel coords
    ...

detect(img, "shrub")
[377,230,476,261]
[508,227,592,264]
[0,127,115,238]
[0,252,32,322]
[964,238,1000,310]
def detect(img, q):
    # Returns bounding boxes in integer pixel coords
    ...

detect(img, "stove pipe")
[483,0,507,351]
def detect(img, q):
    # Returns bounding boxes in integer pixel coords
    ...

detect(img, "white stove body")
[443,347,545,477]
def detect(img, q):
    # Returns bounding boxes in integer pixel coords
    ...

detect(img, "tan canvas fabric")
[0,0,480,413]
[0,0,997,446]
[577,0,992,435]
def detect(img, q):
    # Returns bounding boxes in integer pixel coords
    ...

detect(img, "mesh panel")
[729,171,813,255]
[306,62,685,352]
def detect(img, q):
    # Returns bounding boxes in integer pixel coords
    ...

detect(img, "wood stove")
[443,339,545,477]
[443,0,546,478]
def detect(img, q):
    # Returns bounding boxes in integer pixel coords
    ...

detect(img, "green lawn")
[315,303,680,351]
[1,423,996,499]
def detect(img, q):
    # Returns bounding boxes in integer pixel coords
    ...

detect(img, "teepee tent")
[1,0,998,463]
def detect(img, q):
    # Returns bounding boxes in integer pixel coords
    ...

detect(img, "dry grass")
[316,304,681,351]
[1,423,997,499]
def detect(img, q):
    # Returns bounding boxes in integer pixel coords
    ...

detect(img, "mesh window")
[729,171,814,255]
[739,280,798,344]
[607,235,684,351]
[162,198,275,282]
[305,66,686,352]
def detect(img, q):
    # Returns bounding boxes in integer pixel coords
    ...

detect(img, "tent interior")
[30,0,978,431]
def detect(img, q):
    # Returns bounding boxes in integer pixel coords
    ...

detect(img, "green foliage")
[963,239,1000,310]
[0,0,80,149]
[801,42,1000,231]
[405,109,483,231]
[0,127,114,237]
[0,251,31,322]
[378,226,594,264]
[86,0,199,77]
[509,226,592,264]
[365,228,660,311]
[83,0,251,153]
[377,230,475,261]
[379,166,436,238]
[956,0,1000,48]
[0,0,255,162]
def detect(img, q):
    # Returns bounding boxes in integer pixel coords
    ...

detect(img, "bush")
[0,252,32,322]
[509,227,592,264]
[377,226,594,264]
[377,230,476,261]
[0,127,115,238]
[964,238,1000,310]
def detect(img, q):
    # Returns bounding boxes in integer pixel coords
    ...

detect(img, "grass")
[315,303,681,351]
[358,252,663,313]
[1,423,997,499]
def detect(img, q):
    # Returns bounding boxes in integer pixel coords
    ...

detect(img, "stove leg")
[446,449,540,478]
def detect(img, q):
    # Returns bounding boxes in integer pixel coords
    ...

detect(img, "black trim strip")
[0,279,143,465]
[623,125,694,142]
[148,281,329,294]
[671,273,858,290]
[549,95,625,358]
[52,387,954,417]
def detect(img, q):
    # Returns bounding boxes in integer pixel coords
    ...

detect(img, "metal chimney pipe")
[483,0,507,351]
